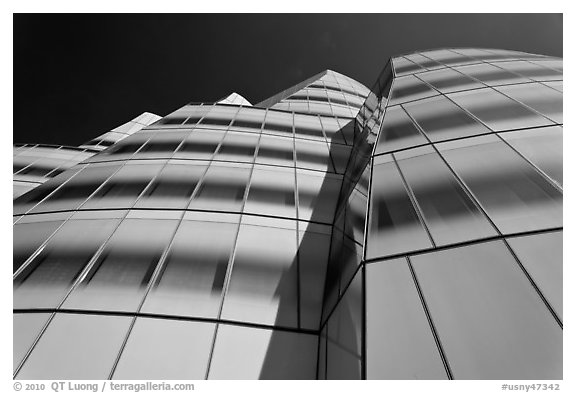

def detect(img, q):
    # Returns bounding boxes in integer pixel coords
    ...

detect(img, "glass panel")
[420,49,476,66]
[294,113,325,141]
[13,220,64,272]
[214,132,258,163]
[262,110,294,137]
[500,126,562,186]
[326,270,362,380]
[245,166,296,219]
[16,313,132,380]
[30,164,121,213]
[297,171,342,225]
[298,225,331,330]
[395,146,496,246]
[455,63,529,86]
[319,117,347,145]
[113,318,215,380]
[438,135,562,234]
[495,83,562,124]
[410,241,562,379]
[255,135,294,167]
[403,95,491,142]
[405,53,444,70]
[367,158,432,259]
[189,163,250,213]
[448,89,554,131]
[62,219,178,312]
[220,222,298,327]
[389,75,439,105]
[416,68,484,93]
[393,56,424,76]
[81,163,163,210]
[135,163,206,209]
[141,219,238,318]
[507,231,563,320]
[295,139,334,172]
[208,324,317,380]
[374,106,428,155]
[366,259,447,379]
[13,313,51,372]
[494,61,563,81]
[14,219,121,309]
[173,129,225,160]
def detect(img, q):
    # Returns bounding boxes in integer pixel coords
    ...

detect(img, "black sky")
[13,14,562,146]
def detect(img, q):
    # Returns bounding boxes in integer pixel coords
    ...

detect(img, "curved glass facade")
[13,49,562,380]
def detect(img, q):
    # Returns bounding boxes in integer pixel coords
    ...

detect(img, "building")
[13,48,563,380]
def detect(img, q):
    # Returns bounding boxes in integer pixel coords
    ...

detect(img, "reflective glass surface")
[62,219,179,312]
[366,259,447,379]
[410,242,562,379]
[208,324,317,379]
[404,95,491,142]
[221,221,298,327]
[16,313,132,379]
[113,318,215,380]
[367,158,432,259]
[395,146,496,245]
[374,106,428,155]
[438,135,562,234]
[142,218,238,318]
[448,89,554,131]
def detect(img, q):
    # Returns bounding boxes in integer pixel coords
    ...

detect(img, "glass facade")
[13,48,562,380]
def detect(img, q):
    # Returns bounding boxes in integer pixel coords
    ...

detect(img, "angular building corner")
[13,48,563,380]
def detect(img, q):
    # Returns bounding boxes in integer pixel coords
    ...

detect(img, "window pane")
[214,132,258,163]
[395,146,496,246]
[173,129,225,160]
[245,166,296,219]
[189,163,250,213]
[375,106,428,155]
[14,219,121,309]
[448,89,554,132]
[297,171,342,225]
[62,219,179,312]
[221,222,298,327]
[30,164,120,214]
[13,220,64,272]
[113,318,215,380]
[416,68,484,93]
[494,61,563,81]
[13,313,51,372]
[389,75,439,105]
[367,158,432,259]
[135,164,206,209]
[500,126,562,186]
[393,56,424,76]
[82,163,163,210]
[326,270,362,380]
[208,324,317,380]
[403,95,491,142]
[298,225,331,330]
[438,135,562,234]
[420,49,476,67]
[16,313,132,380]
[507,231,563,320]
[366,259,447,379]
[410,241,562,379]
[495,83,562,124]
[295,139,334,172]
[141,219,238,318]
[255,135,294,167]
[455,63,529,86]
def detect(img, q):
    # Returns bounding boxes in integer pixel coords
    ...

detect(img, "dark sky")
[13,14,562,146]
